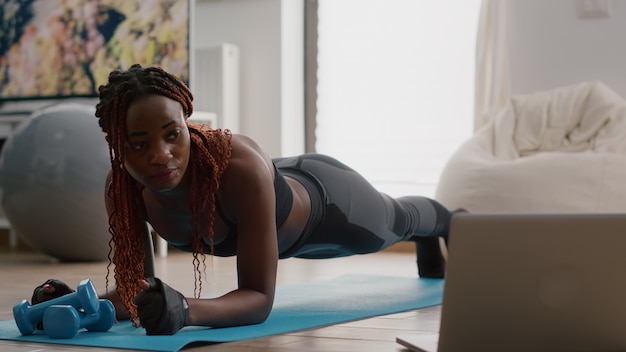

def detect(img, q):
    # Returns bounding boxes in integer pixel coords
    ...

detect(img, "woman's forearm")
[99,287,131,320]
[186,288,274,328]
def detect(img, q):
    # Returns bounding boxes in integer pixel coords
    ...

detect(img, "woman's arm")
[184,136,279,327]
[143,222,156,278]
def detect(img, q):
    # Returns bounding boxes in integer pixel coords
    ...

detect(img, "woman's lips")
[151,168,176,181]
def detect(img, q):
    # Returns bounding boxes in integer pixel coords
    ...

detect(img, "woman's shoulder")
[228,134,272,167]
[230,133,264,151]
[220,134,273,189]
[217,134,276,214]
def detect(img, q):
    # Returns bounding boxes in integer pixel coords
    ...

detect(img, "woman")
[93,64,452,335]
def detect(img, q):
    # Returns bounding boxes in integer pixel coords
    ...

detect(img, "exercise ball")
[0,103,111,261]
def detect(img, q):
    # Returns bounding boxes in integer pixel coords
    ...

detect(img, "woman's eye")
[168,130,181,140]
[130,142,146,151]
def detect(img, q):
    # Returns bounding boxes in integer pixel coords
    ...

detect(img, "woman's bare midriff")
[275,177,312,254]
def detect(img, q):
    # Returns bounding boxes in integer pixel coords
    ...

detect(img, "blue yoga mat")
[0,274,444,352]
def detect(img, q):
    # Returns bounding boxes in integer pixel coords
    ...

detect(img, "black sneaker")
[413,237,446,278]
[413,208,467,278]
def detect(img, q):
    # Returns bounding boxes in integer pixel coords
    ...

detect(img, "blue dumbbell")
[13,279,100,336]
[43,299,115,339]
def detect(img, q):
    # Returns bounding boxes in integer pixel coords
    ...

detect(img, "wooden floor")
[0,244,441,352]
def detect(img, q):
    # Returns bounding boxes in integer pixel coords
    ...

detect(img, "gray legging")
[273,154,451,259]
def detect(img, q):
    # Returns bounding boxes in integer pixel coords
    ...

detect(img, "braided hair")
[95,64,232,325]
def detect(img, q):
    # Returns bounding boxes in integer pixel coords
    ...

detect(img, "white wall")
[507,0,626,98]
[194,0,304,157]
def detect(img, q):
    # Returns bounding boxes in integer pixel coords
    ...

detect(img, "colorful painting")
[0,0,189,100]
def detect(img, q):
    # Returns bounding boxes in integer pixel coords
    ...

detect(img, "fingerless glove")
[134,277,189,335]
[31,279,75,304]
[31,279,76,330]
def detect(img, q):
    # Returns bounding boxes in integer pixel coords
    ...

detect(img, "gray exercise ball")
[0,103,111,261]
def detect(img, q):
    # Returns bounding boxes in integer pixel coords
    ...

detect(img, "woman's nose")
[148,143,172,164]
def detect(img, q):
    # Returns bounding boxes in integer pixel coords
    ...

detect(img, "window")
[312,0,480,198]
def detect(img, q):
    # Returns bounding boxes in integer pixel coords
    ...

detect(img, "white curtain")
[474,0,511,131]
[315,1,480,198]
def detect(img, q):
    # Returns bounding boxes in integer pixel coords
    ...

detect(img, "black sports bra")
[170,162,293,256]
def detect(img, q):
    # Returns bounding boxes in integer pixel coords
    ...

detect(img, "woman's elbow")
[250,299,273,324]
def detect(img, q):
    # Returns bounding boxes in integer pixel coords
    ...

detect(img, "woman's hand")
[134,277,189,335]
[31,279,75,304]
[29,279,76,330]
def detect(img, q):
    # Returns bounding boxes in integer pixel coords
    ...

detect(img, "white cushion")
[435,81,626,213]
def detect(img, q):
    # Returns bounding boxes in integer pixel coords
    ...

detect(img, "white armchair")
[435,81,626,213]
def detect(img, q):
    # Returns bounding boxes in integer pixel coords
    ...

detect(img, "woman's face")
[123,94,191,193]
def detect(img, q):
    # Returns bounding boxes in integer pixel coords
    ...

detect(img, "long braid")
[187,123,232,297]
[95,64,232,326]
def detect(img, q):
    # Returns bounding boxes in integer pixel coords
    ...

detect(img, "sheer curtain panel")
[315,0,481,198]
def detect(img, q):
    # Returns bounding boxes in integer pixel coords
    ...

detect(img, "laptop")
[397,212,626,352]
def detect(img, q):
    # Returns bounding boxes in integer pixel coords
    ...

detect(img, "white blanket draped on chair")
[435,81,626,213]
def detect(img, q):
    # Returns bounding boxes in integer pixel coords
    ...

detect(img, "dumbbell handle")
[12,279,99,336]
